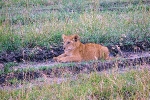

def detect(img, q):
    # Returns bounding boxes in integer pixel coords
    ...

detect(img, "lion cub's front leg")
[57,56,82,62]
[53,53,67,61]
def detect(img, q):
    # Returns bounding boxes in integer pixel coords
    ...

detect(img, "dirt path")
[15,51,150,70]
[1,63,150,91]
[0,51,150,90]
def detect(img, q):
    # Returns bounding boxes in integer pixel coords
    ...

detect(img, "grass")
[0,0,150,99]
[0,0,150,52]
[0,61,77,75]
[0,69,150,99]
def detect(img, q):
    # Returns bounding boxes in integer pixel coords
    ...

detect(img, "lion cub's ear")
[62,34,66,40]
[73,34,80,42]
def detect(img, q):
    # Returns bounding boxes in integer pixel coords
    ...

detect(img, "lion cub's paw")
[53,57,64,62]
[53,57,58,61]
[53,57,67,63]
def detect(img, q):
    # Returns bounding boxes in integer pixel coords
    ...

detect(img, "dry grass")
[0,68,150,100]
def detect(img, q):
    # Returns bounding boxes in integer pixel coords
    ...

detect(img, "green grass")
[0,69,150,99]
[0,1,150,99]
[0,61,77,75]
[0,62,19,75]
[0,0,150,52]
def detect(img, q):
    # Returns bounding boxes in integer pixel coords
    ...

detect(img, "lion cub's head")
[62,34,80,51]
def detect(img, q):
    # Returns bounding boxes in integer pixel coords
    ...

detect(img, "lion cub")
[53,34,109,62]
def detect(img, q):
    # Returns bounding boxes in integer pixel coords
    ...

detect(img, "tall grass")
[0,69,150,99]
[0,0,150,52]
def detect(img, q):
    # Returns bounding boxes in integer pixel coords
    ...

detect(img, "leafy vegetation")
[0,69,150,99]
[0,0,150,52]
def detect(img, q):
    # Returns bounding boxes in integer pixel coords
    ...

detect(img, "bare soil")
[0,51,150,88]
[0,41,150,89]
[0,40,149,63]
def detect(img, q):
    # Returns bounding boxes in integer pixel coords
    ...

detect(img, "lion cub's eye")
[67,42,70,44]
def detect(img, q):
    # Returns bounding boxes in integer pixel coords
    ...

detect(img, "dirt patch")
[0,40,150,87]
[0,46,63,63]
[0,40,150,63]
[0,71,42,86]
[0,52,150,87]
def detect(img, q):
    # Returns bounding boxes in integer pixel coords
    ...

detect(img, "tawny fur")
[53,34,110,62]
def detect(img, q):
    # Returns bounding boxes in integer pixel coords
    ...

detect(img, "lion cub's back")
[85,43,101,49]
[82,43,102,60]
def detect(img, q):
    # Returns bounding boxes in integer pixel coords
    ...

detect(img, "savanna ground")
[0,0,150,99]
